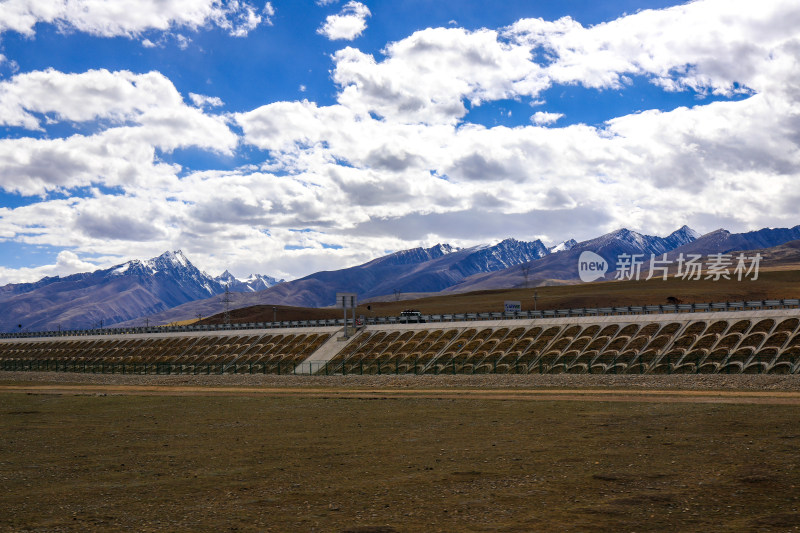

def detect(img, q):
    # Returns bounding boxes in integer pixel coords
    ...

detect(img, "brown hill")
[200,269,800,324]
[197,304,342,325]
[636,239,800,278]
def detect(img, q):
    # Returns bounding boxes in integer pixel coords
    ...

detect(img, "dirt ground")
[5,382,800,405]
[3,373,800,532]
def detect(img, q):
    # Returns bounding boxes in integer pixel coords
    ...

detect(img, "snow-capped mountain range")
[110,237,558,326]
[0,251,281,332]
[5,223,800,331]
[378,243,459,266]
[109,250,219,296]
[590,226,701,256]
[109,251,283,294]
[243,237,553,309]
[445,225,703,292]
[215,270,284,293]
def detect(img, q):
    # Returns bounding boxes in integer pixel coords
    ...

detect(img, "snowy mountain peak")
[669,225,701,241]
[112,251,192,278]
[146,250,188,271]
[447,238,549,277]
[107,251,282,297]
[430,243,457,256]
[490,238,547,254]
[661,225,700,250]
[549,239,578,254]
[582,226,694,257]
[217,270,237,283]
[379,243,459,266]
[606,228,649,248]
[112,261,135,275]
[214,271,283,292]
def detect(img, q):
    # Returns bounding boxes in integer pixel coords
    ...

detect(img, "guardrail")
[2,298,798,339]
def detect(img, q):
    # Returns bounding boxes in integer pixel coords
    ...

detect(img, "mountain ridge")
[7,223,800,331]
[113,237,554,326]
[0,251,281,332]
[440,225,702,293]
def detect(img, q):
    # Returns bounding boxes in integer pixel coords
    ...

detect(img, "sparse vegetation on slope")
[201,270,800,324]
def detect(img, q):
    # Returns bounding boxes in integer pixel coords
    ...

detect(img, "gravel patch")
[3,371,800,391]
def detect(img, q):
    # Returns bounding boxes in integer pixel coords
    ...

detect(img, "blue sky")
[0,0,798,284]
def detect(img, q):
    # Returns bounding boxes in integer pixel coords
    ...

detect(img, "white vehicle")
[399,310,424,322]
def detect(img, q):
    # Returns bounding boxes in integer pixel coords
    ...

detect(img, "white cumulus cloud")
[189,92,225,108]
[531,111,563,125]
[317,1,370,41]
[0,250,101,285]
[0,0,274,39]
[0,68,237,195]
[331,27,547,124]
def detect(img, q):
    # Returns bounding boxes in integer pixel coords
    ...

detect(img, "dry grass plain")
[360,269,800,317]
[3,376,800,532]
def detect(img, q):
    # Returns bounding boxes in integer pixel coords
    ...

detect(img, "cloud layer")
[1,0,800,285]
[0,69,237,196]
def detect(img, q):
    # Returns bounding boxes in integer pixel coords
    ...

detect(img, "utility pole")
[273,306,277,323]
[521,264,530,289]
[394,289,401,302]
[533,291,538,312]
[223,287,232,325]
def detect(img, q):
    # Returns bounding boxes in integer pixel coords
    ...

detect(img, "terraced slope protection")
[319,316,800,375]
[2,310,800,376]
[0,328,336,375]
